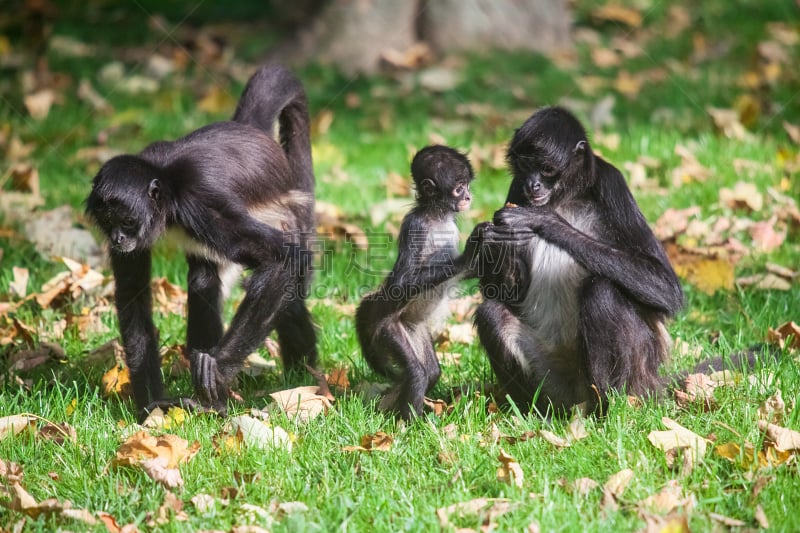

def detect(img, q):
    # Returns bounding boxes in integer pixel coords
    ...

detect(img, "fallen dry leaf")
[142,407,187,430]
[755,504,770,529]
[0,414,37,441]
[709,512,746,527]
[647,417,707,473]
[9,267,29,298]
[140,456,184,489]
[24,89,56,119]
[672,256,734,295]
[198,86,236,114]
[758,420,800,451]
[436,497,515,529]
[719,181,764,212]
[327,367,350,392]
[592,4,642,27]
[671,145,711,185]
[638,480,694,514]
[604,468,634,497]
[737,272,792,291]
[269,385,332,422]
[342,431,393,453]
[750,219,786,252]
[227,415,292,452]
[572,477,599,495]
[102,364,132,399]
[758,390,786,424]
[715,441,792,469]
[496,449,524,488]
[767,321,800,350]
[115,431,201,468]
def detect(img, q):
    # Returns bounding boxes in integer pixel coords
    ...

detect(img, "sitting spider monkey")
[86,64,317,420]
[471,106,684,415]
[355,145,477,419]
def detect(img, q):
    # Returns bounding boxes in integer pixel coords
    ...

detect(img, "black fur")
[472,106,683,415]
[85,65,317,419]
[355,145,475,419]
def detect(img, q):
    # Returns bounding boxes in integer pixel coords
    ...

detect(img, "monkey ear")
[148,179,161,201]
[420,178,437,198]
[573,140,587,154]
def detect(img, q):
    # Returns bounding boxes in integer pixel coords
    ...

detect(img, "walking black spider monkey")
[471,106,684,415]
[355,145,477,419]
[86,64,317,420]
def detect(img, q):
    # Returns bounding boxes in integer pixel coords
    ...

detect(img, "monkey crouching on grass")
[355,145,477,419]
[86,64,317,420]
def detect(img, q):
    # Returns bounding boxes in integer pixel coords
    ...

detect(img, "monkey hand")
[190,350,229,415]
[493,206,552,235]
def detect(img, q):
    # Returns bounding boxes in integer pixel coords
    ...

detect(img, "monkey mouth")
[111,240,138,254]
[526,192,550,207]
[457,199,472,211]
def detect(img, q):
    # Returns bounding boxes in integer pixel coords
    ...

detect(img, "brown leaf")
[736,272,792,291]
[102,364,132,399]
[572,477,599,495]
[24,89,56,119]
[604,468,634,497]
[758,420,800,451]
[758,390,786,424]
[719,182,764,212]
[783,121,800,144]
[671,145,711,185]
[114,430,200,470]
[767,321,800,350]
[707,107,750,140]
[749,219,786,252]
[140,456,183,489]
[0,414,37,441]
[591,4,643,27]
[326,367,350,393]
[342,431,393,453]
[708,512,746,527]
[269,385,332,422]
[38,422,77,445]
[436,498,515,529]
[755,504,770,529]
[638,480,693,514]
[152,277,187,315]
[496,449,524,488]
[647,417,707,474]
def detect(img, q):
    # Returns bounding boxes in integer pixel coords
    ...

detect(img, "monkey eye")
[540,165,557,178]
[453,184,468,197]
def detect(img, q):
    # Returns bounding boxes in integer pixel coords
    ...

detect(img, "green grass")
[2,0,800,531]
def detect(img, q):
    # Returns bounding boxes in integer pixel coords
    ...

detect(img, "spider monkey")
[85,64,317,419]
[471,106,684,415]
[355,145,476,419]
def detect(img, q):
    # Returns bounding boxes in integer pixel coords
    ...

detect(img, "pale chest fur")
[401,218,461,331]
[520,204,599,350]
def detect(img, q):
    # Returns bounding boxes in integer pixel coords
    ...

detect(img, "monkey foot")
[189,350,232,416]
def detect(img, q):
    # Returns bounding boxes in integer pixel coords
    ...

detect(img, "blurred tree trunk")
[282,0,572,75]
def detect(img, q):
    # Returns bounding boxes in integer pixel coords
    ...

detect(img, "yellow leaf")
[197,86,236,114]
[102,364,132,398]
[65,398,77,417]
[673,258,734,295]
[592,4,643,27]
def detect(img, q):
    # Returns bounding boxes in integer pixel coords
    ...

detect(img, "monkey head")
[86,155,166,254]
[506,107,596,207]
[410,145,474,213]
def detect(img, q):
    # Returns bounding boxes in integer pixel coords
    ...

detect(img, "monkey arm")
[495,207,683,315]
[110,250,164,411]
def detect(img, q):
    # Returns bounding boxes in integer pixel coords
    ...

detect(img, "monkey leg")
[374,321,438,419]
[274,298,318,371]
[475,300,540,409]
[186,255,225,353]
[579,277,664,405]
[355,296,396,378]
[191,265,293,411]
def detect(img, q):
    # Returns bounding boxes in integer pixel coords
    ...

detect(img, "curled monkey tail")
[233,64,315,196]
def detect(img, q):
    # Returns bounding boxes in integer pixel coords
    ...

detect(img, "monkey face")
[89,200,148,254]
[453,182,472,212]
